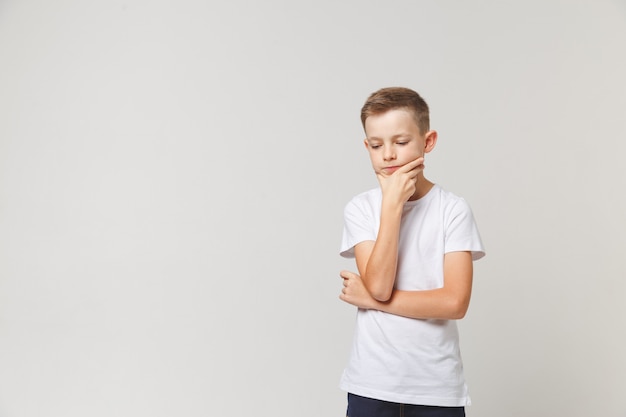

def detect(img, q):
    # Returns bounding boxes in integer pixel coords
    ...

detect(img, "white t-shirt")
[340,184,485,407]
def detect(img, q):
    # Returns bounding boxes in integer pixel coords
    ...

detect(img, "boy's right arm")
[354,205,402,302]
[354,158,423,301]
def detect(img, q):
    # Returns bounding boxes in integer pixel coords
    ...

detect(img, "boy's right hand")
[376,157,424,206]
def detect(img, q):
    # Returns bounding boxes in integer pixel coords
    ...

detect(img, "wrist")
[381,197,404,214]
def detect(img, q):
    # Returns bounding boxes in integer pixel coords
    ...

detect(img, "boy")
[339,87,485,417]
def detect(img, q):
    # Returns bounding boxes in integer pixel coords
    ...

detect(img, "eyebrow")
[366,134,412,141]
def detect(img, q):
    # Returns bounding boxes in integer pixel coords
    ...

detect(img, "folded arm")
[355,158,424,302]
[341,251,473,320]
[353,202,403,302]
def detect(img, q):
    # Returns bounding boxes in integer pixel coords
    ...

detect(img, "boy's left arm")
[340,251,473,320]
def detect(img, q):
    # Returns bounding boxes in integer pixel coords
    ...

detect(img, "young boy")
[339,87,485,417]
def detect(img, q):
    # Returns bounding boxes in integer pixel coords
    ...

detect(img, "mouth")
[382,166,400,174]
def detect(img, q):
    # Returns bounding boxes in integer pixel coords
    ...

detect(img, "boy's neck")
[408,175,434,201]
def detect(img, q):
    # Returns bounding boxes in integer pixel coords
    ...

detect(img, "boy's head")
[360,87,430,136]
[360,87,438,196]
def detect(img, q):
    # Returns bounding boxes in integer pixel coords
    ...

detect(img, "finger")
[396,158,424,176]
[340,270,356,280]
[402,156,425,171]
[409,160,425,174]
[409,164,426,179]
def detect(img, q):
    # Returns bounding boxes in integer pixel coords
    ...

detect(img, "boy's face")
[363,108,437,177]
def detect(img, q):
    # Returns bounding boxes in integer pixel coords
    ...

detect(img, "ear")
[423,130,438,154]
[363,138,370,150]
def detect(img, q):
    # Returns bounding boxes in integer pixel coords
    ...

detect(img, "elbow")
[362,275,394,302]
[449,299,470,320]
[370,287,393,303]
[451,308,467,320]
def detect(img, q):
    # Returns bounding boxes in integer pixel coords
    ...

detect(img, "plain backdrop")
[1,1,625,416]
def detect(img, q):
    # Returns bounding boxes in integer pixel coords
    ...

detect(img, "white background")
[1,1,625,416]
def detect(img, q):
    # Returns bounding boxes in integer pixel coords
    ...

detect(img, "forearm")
[360,204,403,301]
[367,251,474,320]
[373,287,471,320]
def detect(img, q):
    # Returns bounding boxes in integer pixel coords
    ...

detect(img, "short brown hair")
[360,87,430,135]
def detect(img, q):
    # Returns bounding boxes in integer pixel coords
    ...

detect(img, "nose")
[383,146,396,161]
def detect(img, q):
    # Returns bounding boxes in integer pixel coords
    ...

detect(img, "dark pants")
[347,393,466,417]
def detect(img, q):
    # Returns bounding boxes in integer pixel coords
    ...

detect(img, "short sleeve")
[340,197,377,258]
[444,198,485,261]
